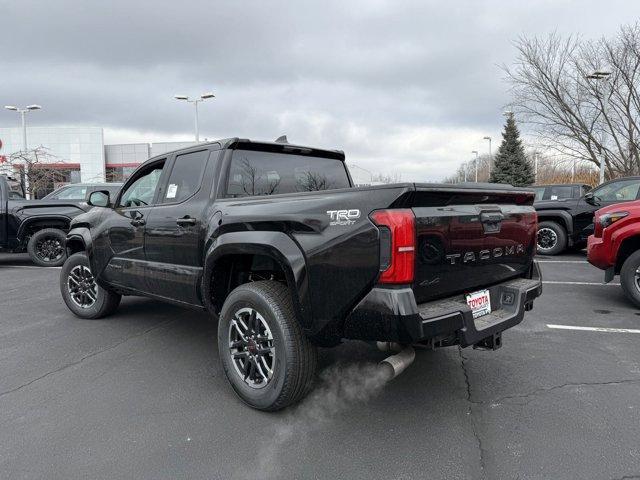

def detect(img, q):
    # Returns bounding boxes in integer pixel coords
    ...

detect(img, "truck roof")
[149,137,346,162]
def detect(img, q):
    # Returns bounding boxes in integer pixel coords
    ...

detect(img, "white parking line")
[542,280,620,286]
[547,324,640,334]
[0,265,62,270]
[537,260,587,264]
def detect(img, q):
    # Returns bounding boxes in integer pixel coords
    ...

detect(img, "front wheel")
[536,221,568,256]
[620,250,640,308]
[59,253,121,319]
[27,228,68,267]
[218,281,317,411]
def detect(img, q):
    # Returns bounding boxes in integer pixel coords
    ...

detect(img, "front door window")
[118,163,165,208]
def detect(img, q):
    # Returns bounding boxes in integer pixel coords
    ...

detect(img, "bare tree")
[371,172,403,184]
[236,158,280,196]
[442,155,493,184]
[3,146,67,199]
[296,171,332,191]
[504,24,640,177]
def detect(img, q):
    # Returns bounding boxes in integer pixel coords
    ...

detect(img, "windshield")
[592,179,640,202]
[46,185,88,200]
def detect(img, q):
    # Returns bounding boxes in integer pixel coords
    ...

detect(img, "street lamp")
[483,136,492,156]
[4,104,42,152]
[585,70,612,184]
[483,136,492,176]
[173,92,215,142]
[471,150,479,182]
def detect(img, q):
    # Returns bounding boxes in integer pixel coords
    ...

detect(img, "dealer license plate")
[466,289,491,319]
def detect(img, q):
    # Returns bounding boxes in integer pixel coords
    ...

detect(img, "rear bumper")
[343,261,543,346]
[586,234,612,270]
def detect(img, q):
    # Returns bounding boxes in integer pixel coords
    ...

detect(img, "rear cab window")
[226,149,351,198]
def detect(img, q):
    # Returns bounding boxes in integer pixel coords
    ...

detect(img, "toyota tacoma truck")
[588,200,640,307]
[535,177,640,255]
[60,138,542,410]
[0,174,89,266]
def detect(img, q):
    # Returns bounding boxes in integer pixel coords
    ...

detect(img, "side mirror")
[88,190,110,207]
[584,192,598,206]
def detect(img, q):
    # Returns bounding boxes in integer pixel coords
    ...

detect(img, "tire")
[620,250,640,308]
[27,228,68,267]
[59,252,121,319]
[536,221,568,256]
[218,281,317,411]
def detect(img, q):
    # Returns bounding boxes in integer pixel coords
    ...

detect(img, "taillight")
[370,209,415,284]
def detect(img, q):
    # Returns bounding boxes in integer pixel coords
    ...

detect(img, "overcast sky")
[2,0,639,181]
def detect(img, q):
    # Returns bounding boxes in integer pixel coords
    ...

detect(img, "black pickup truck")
[535,177,640,255]
[60,138,542,410]
[0,175,88,266]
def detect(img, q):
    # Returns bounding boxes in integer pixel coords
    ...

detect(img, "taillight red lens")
[370,209,415,284]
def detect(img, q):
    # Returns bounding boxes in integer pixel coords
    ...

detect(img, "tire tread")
[27,228,68,267]
[220,280,317,411]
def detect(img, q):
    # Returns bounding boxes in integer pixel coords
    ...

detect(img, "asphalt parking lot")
[1,252,640,480]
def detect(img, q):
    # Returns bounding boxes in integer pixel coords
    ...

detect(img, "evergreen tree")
[489,115,535,186]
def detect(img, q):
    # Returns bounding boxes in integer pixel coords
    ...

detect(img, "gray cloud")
[2,0,639,180]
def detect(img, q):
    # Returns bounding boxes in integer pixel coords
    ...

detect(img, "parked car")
[588,200,640,306]
[0,175,90,266]
[43,182,122,201]
[60,138,542,411]
[535,176,640,255]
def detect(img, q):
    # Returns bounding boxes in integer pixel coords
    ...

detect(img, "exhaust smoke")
[234,346,416,479]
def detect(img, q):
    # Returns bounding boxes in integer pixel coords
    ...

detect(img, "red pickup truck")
[587,200,640,306]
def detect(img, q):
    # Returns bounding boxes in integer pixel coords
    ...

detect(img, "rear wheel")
[536,221,567,256]
[218,281,317,411]
[60,252,121,319]
[620,250,640,308]
[27,228,67,267]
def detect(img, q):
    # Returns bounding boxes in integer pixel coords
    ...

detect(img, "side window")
[543,186,573,200]
[592,179,640,202]
[118,161,165,208]
[162,150,209,203]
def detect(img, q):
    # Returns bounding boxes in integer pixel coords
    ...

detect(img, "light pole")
[483,136,492,157]
[471,150,479,182]
[4,104,41,199]
[174,93,215,142]
[4,104,42,152]
[462,162,468,182]
[585,70,611,184]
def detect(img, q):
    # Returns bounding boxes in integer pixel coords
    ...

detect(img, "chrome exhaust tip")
[379,346,416,381]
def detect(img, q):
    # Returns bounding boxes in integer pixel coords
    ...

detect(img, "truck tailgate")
[408,186,536,304]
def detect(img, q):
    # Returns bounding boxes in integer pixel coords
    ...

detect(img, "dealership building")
[0,126,197,194]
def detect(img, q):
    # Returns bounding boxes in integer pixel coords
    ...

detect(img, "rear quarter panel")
[214,185,412,336]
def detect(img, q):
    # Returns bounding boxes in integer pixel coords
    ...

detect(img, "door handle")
[130,218,146,227]
[176,216,197,226]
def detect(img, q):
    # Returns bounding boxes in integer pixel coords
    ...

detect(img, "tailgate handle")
[480,212,504,223]
[480,211,503,233]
